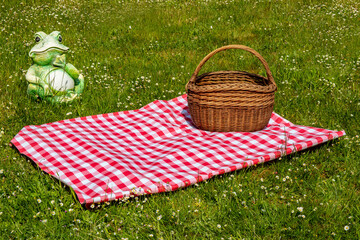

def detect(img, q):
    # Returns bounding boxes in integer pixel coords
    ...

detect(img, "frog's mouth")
[30,47,69,57]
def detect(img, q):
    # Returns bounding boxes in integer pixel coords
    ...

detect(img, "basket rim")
[187,70,277,93]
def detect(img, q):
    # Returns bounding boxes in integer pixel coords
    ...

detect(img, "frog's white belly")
[47,69,74,91]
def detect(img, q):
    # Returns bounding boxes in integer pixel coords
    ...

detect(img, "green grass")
[1,0,359,239]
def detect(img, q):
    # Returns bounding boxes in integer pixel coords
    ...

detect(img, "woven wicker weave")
[186,45,277,132]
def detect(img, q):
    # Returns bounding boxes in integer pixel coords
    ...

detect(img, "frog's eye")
[58,35,62,42]
[35,36,41,42]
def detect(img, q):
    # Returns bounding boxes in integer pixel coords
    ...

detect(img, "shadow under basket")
[186,45,277,132]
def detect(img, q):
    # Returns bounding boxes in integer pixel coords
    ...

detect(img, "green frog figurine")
[26,31,84,103]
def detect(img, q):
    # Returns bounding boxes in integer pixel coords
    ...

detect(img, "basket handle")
[188,45,276,87]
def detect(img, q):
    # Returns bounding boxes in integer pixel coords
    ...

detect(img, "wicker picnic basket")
[186,45,277,132]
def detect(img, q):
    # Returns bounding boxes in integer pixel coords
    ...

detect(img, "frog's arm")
[65,63,84,94]
[73,73,84,94]
[25,66,40,84]
[64,63,80,79]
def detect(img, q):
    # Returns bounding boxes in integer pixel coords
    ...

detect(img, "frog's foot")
[74,74,84,94]
[27,83,45,100]
[49,91,79,103]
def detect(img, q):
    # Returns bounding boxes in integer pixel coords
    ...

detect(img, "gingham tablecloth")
[11,95,345,204]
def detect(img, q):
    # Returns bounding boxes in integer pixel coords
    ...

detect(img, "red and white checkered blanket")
[11,95,345,204]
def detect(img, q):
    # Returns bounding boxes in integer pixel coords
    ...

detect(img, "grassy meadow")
[1,0,359,239]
